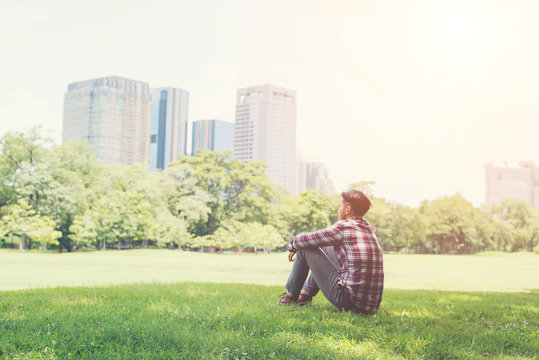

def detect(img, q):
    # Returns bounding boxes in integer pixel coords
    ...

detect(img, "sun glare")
[429,6,490,58]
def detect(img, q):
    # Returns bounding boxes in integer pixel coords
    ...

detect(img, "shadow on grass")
[1,283,538,359]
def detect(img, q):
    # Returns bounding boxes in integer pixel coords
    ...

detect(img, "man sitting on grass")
[278,190,384,315]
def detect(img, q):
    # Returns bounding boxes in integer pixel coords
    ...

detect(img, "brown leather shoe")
[277,292,297,305]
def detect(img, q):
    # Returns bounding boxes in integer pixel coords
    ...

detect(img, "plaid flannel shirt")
[287,216,384,314]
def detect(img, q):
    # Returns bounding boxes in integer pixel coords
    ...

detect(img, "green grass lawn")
[1,250,537,292]
[1,250,538,359]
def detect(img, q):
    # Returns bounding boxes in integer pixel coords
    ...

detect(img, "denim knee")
[295,249,307,259]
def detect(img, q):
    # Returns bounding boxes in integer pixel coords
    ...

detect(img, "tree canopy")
[1,128,538,254]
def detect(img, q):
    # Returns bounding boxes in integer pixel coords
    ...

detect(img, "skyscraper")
[191,119,234,155]
[485,162,539,210]
[148,87,189,171]
[306,161,336,196]
[63,76,151,165]
[234,85,297,194]
[296,155,307,194]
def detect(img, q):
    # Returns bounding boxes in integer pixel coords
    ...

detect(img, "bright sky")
[1,0,538,207]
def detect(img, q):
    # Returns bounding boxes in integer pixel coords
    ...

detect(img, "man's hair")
[341,190,371,217]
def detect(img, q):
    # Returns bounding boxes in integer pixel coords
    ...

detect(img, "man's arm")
[287,221,345,252]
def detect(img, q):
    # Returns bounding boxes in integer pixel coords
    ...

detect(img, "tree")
[1,199,60,251]
[0,132,100,251]
[211,220,285,252]
[70,195,120,250]
[70,190,155,250]
[103,163,211,248]
[69,211,99,249]
[164,165,212,231]
[248,222,285,252]
[419,194,486,254]
[490,198,539,252]
[26,215,62,251]
[0,127,52,208]
[68,161,213,251]
[348,181,376,198]
[172,150,278,236]
[269,190,338,242]
[151,211,191,249]
[363,197,393,249]
[15,142,101,251]
[45,142,101,251]
[389,204,429,253]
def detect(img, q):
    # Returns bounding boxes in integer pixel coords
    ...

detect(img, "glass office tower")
[148,87,189,171]
[191,119,234,155]
[63,76,151,165]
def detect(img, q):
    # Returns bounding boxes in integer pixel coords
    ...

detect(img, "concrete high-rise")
[191,119,234,155]
[63,76,151,164]
[148,87,189,171]
[485,162,539,210]
[234,84,297,194]
[306,161,336,196]
[296,156,307,194]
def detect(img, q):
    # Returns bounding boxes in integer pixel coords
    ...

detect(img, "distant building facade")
[148,87,189,171]
[306,161,335,196]
[191,119,234,155]
[296,156,307,194]
[485,162,539,210]
[63,76,151,164]
[234,84,297,194]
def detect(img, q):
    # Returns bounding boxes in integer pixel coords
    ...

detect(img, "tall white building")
[148,87,189,171]
[63,76,151,165]
[485,162,539,210]
[296,156,307,194]
[306,161,336,196]
[234,85,297,194]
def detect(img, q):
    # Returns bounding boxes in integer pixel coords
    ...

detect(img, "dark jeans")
[286,246,355,311]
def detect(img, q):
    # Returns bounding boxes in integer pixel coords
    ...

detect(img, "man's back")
[334,217,383,314]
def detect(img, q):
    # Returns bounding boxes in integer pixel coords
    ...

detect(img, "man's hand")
[288,251,296,262]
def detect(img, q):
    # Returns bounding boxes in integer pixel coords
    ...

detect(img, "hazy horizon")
[1,0,538,207]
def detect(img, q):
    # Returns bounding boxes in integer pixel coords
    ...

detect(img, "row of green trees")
[1,128,538,253]
[368,194,539,254]
[0,128,336,252]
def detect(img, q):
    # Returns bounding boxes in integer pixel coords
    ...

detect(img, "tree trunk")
[19,233,26,251]
[43,242,47,251]
[117,239,121,250]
